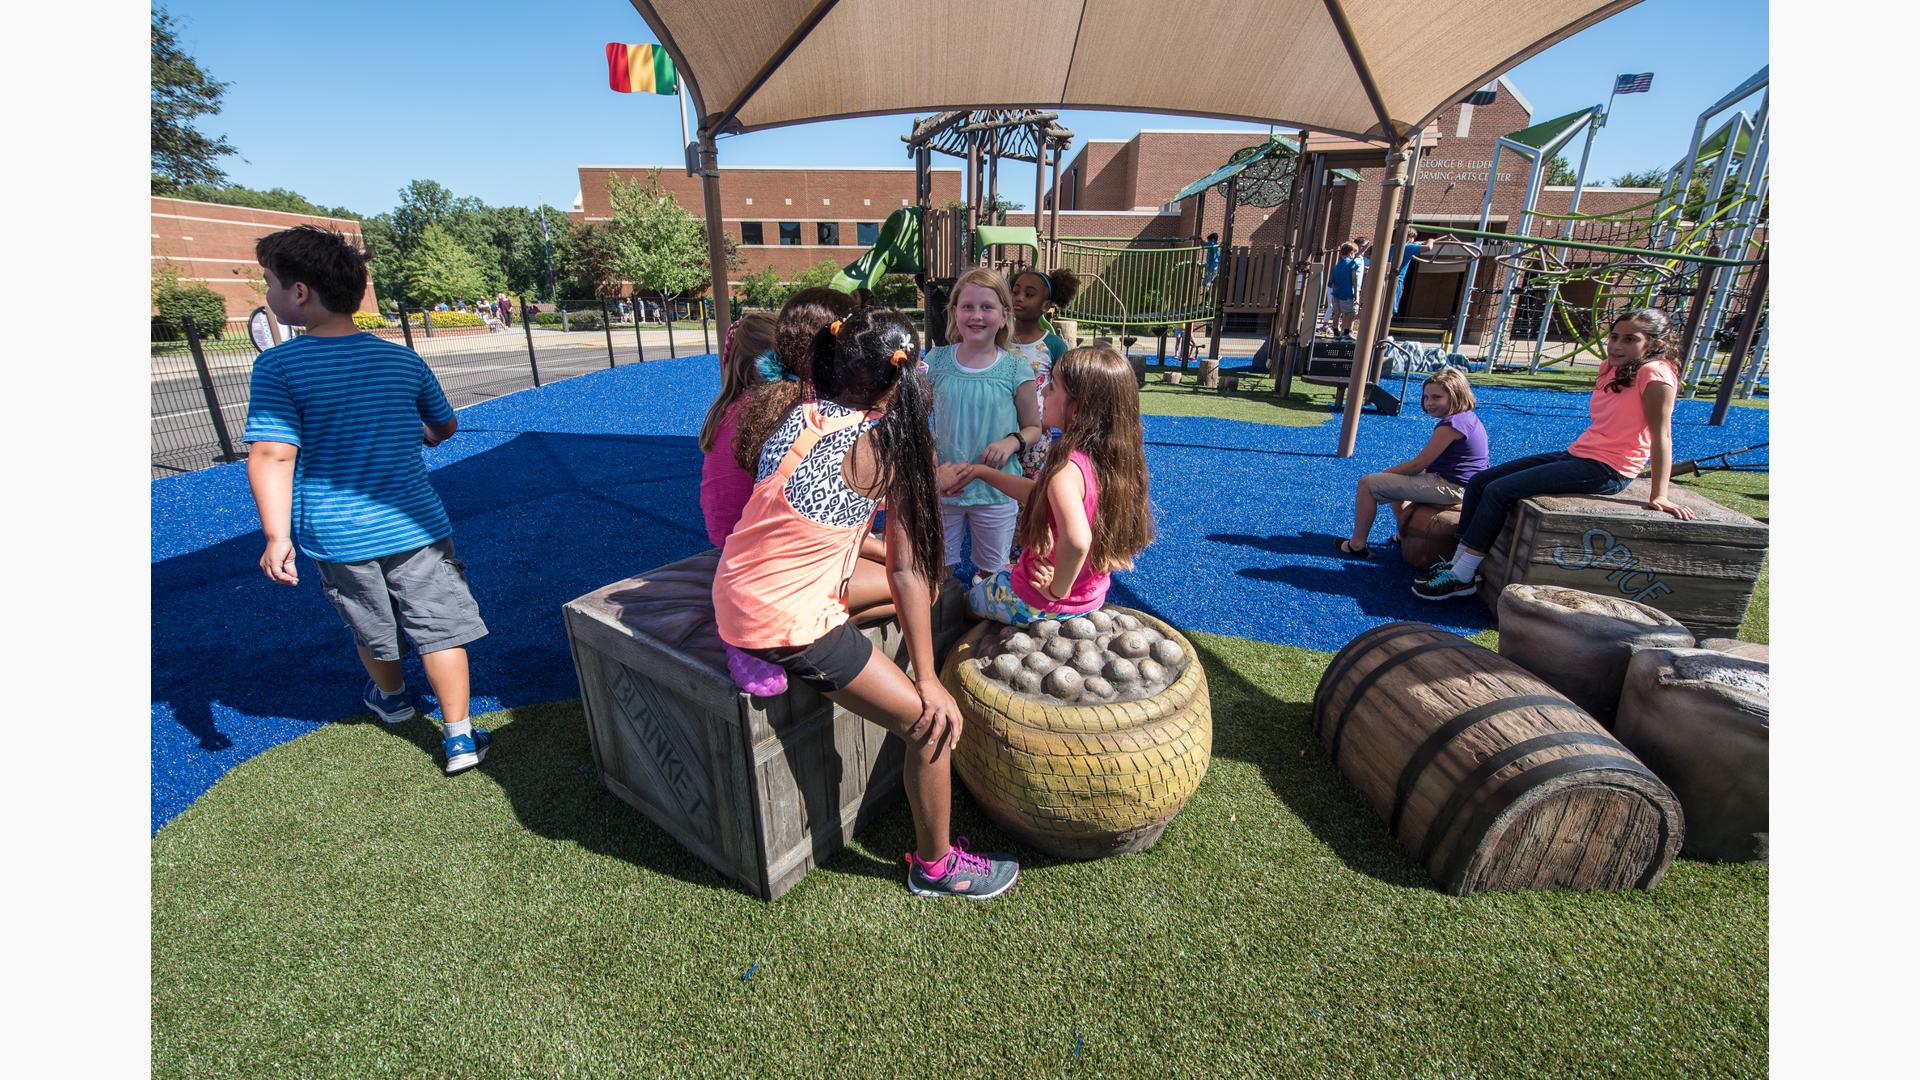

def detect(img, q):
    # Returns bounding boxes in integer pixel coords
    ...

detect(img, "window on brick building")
[856,221,879,245]
[740,221,764,245]
[817,222,840,245]
[779,222,801,245]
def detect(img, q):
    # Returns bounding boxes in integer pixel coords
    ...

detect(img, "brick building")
[571,164,961,285]
[1012,78,1662,337]
[151,197,378,328]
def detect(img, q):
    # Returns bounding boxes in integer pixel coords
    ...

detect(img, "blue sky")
[165,0,1765,215]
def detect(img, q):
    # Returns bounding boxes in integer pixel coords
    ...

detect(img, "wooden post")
[1048,142,1062,251]
[698,133,732,359]
[1340,140,1409,458]
[1368,138,1424,350]
[1207,176,1238,363]
[1710,253,1767,426]
[1033,125,1046,268]
[966,140,980,262]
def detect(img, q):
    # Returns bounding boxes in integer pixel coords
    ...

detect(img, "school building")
[569,165,963,281]
[151,197,379,328]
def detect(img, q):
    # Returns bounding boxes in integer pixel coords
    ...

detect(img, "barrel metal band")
[1311,622,1431,738]
[1327,640,1482,762]
[1387,694,1571,838]
[1415,732,1625,868]
[1436,752,1663,890]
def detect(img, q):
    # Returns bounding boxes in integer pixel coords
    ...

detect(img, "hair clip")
[829,320,843,336]
[915,360,930,375]
[890,348,908,367]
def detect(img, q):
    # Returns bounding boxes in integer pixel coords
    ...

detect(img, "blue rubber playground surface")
[150,354,1767,832]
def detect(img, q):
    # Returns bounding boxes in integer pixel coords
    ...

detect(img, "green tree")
[740,266,785,310]
[151,7,237,193]
[1608,168,1667,189]
[871,274,920,308]
[788,258,844,293]
[167,182,359,218]
[404,223,491,305]
[552,220,621,301]
[607,171,710,316]
[1544,155,1578,186]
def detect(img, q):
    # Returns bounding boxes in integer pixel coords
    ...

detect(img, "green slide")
[831,207,922,293]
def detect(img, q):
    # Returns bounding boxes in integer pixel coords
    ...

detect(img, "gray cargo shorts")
[314,539,488,661]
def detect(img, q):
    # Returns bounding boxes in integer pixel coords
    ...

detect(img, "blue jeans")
[1457,451,1631,553]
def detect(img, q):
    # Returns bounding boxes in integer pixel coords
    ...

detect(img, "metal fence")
[150,297,717,478]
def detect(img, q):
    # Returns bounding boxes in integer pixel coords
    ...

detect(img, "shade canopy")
[630,0,1646,143]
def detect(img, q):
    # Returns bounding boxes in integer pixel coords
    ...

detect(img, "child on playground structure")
[241,226,492,776]
[1006,266,1082,474]
[1328,242,1365,339]
[925,267,1042,584]
[712,306,1020,899]
[1336,366,1487,559]
[1414,307,1696,600]
[698,312,778,547]
[939,344,1155,627]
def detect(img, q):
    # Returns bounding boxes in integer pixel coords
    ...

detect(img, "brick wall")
[151,198,378,326]
[572,165,961,286]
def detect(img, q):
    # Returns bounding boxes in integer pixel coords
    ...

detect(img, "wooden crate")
[563,549,966,900]
[1477,479,1767,640]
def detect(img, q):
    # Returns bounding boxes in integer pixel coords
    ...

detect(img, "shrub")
[352,311,391,330]
[533,310,605,330]
[408,311,485,328]
[534,311,565,327]
[152,282,230,341]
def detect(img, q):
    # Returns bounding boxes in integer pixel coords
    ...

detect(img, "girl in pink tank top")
[713,306,1021,899]
[938,343,1156,627]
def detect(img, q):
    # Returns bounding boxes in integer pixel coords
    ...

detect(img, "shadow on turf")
[151,430,713,827]
[1104,579,1428,889]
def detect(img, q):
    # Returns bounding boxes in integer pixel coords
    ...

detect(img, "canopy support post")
[1208,175,1238,363]
[697,133,731,354]
[1340,139,1408,458]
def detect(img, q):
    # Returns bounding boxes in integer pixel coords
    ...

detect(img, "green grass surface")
[153,628,1767,1078]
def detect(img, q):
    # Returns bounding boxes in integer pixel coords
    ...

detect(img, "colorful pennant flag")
[1613,72,1654,94]
[607,42,678,95]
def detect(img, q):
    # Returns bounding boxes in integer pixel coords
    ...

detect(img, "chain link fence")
[151,297,717,478]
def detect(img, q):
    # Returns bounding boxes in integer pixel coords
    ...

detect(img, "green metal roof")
[1504,106,1600,154]
[1171,138,1361,203]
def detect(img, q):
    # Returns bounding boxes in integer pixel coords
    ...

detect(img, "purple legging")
[1456,450,1632,553]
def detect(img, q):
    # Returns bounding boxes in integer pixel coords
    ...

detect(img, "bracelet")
[1006,431,1028,454]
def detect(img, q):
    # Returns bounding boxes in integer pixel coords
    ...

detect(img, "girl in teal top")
[927,268,1042,581]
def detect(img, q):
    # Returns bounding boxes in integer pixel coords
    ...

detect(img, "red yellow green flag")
[606,42,678,95]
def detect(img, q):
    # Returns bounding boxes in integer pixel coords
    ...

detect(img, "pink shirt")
[700,400,754,547]
[1010,450,1110,614]
[1568,360,1680,477]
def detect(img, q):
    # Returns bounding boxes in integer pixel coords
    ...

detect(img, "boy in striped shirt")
[243,226,492,775]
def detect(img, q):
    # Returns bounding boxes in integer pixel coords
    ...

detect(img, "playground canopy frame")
[623,0,1653,455]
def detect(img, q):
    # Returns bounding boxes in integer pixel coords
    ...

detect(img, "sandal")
[1334,538,1373,560]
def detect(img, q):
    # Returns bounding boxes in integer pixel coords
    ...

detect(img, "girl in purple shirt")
[1337,367,1488,559]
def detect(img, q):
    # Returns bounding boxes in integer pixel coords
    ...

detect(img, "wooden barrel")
[1399,503,1459,568]
[1312,622,1683,894]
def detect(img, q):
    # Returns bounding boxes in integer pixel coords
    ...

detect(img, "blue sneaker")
[362,680,415,724]
[906,837,1019,899]
[443,726,491,775]
[1413,562,1478,600]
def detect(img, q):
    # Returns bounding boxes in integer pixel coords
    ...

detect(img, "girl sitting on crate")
[1336,367,1487,560]
[1412,308,1695,601]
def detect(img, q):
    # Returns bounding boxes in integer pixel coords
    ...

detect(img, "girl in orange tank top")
[712,307,1020,900]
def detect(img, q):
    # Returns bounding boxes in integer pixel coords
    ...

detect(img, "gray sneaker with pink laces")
[906,838,1019,899]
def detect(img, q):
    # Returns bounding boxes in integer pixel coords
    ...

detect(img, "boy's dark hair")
[809,306,943,591]
[1206,233,1219,242]
[255,226,368,315]
[1338,242,1356,257]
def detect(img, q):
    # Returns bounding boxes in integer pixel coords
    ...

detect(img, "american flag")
[1614,72,1655,94]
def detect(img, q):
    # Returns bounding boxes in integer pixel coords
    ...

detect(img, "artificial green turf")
[153,630,1767,1078]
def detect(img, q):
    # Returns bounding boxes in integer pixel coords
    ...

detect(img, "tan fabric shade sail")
[629,0,1644,143]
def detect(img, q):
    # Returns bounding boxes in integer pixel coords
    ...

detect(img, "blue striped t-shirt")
[243,332,456,562]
